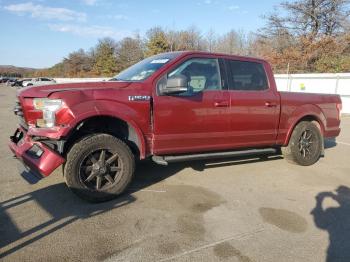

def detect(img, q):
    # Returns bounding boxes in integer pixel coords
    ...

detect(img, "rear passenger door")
[224,59,280,147]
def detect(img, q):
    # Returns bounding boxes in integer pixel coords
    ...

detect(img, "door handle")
[214,101,230,107]
[265,101,277,107]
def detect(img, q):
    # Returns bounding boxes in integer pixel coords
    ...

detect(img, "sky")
[0,0,282,68]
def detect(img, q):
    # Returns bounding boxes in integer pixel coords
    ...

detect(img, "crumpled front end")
[9,127,65,178]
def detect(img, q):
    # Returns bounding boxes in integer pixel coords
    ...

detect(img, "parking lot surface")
[1,85,350,262]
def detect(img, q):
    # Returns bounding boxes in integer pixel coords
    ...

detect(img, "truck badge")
[128,96,151,101]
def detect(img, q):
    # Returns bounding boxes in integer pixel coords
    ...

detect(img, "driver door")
[152,57,231,155]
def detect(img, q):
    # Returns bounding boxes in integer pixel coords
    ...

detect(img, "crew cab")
[9,51,342,202]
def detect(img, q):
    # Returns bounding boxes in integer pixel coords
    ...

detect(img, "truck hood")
[18,81,132,98]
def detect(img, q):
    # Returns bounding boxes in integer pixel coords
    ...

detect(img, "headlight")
[33,98,63,128]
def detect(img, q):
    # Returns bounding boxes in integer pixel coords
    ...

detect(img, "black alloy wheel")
[298,129,316,159]
[282,121,323,166]
[79,149,123,191]
[64,134,135,202]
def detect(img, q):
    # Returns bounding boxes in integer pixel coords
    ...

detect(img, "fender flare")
[283,104,326,146]
[63,100,148,159]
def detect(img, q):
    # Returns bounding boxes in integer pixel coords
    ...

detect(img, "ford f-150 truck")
[9,51,342,202]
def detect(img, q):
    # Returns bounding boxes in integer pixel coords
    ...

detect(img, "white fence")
[54,74,350,114]
[274,73,350,114]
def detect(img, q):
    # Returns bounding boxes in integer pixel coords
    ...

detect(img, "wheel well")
[295,115,324,135]
[284,114,324,147]
[284,114,325,156]
[63,116,141,158]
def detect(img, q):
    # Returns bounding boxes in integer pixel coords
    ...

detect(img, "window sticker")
[150,59,170,64]
[190,76,206,91]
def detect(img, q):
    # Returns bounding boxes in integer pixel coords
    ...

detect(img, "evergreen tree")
[145,27,170,56]
[93,38,118,76]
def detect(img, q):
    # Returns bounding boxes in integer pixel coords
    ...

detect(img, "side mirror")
[161,75,189,95]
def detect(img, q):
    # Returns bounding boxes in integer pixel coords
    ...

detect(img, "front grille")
[14,98,28,130]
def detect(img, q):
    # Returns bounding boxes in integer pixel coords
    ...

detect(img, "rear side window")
[226,60,268,91]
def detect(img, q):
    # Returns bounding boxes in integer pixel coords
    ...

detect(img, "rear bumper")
[324,127,341,138]
[9,128,65,177]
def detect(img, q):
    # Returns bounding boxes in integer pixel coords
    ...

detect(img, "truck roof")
[163,51,267,63]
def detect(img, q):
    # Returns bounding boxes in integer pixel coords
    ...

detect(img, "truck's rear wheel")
[64,134,135,202]
[282,121,323,166]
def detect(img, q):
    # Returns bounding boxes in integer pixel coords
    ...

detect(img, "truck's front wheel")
[64,134,135,202]
[282,121,323,166]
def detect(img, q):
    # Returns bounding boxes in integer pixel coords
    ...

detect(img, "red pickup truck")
[9,51,342,202]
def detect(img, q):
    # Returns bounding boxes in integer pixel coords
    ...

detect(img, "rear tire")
[64,134,135,202]
[282,121,323,166]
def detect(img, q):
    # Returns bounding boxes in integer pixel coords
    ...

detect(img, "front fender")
[65,99,149,158]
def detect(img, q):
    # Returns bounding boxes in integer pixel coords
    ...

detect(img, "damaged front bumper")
[9,127,65,179]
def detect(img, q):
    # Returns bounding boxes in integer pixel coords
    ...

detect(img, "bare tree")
[173,26,205,51]
[115,35,144,72]
[321,0,350,35]
[166,30,178,52]
[215,30,242,54]
[263,0,350,38]
[64,49,93,77]
[205,28,217,52]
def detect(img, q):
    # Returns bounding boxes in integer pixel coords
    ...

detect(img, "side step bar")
[152,148,277,166]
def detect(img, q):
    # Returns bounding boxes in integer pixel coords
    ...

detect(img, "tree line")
[32,0,350,77]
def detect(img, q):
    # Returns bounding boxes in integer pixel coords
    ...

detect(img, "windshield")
[111,53,180,81]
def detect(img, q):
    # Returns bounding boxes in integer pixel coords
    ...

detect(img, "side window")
[168,58,221,93]
[227,60,268,91]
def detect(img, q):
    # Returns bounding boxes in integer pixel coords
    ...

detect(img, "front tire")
[64,134,135,202]
[282,121,323,166]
